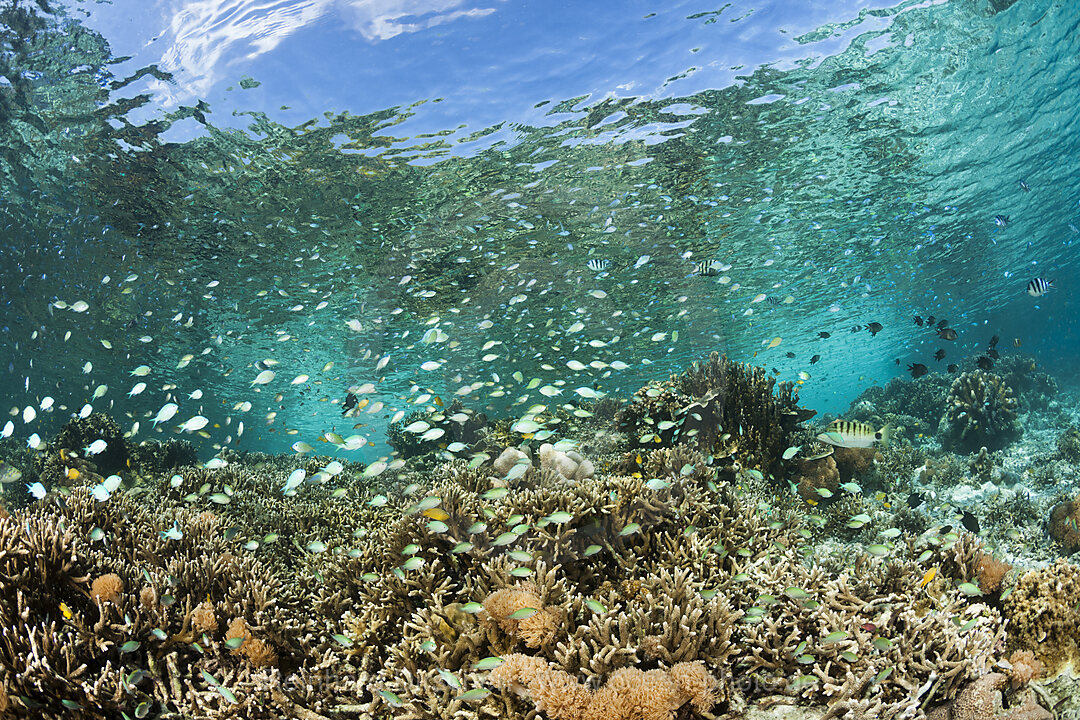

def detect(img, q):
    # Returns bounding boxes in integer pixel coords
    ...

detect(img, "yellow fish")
[422,508,450,521]
[59,602,72,620]
[919,567,937,589]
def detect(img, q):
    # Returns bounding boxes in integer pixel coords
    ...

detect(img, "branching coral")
[939,370,1020,453]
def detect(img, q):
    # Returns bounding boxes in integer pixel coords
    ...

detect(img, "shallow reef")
[1,353,1078,720]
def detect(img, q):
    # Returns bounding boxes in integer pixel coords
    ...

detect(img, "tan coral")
[925,673,1049,720]
[483,584,560,648]
[225,616,278,668]
[190,600,218,635]
[489,653,716,720]
[90,573,124,604]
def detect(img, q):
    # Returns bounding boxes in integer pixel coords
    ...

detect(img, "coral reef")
[617,352,813,477]
[995,353,1057,409]
[1056,425,1080,463]
[925,673,1049,720]
[387,400,487,460]
[489,653,717,720]
[847,372,953,428]
[939,370,1021,453]
[1003,559,1080,674]
[794,454,839,504]
[1048,494,1080,554]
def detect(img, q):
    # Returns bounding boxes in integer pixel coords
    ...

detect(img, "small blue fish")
[1018,179,1029,192]
[26,481,46,500]
[160,521,183,541]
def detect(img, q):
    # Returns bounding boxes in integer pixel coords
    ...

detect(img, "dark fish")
[772,368,781,375]
[961,511,980,534]
[785,351,796,359]
[907,492,924,509]
[994,215,1009,227]
[947,364,959,373]
[850,325,862,333]
[933,349,946,361]
[937,328,958,341]
[809,354,821,364]
[1019,179,1029,192]
[989,335,1000,348]
[914,315,924,326]
[895,358,901,365]
[987,348,1000,359]
[925,315,936,326]
[1027,277,1053,297]
[341,392,358,415]
[908,363,929,379]
[936,319,949,329]
[866,322,883,336]
[818,332,831,339]
[586,258,610,272]
[976,356,994,370]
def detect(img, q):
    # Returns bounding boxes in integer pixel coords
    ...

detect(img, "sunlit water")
[1,0,1078,461]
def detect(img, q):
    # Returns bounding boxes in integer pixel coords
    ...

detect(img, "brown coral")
[832,446,878,481]
[489,653,716,720]
[1006,649,1043,689]
[1048,494,1080,553]
[90,572,124,604]
[974,552,1011,595]
[795,455,839,503]
[926,673,1049,720]
[1003,560,1080,674]
[939,370,1020,452]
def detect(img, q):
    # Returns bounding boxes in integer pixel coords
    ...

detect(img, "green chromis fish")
[816,421,891,449]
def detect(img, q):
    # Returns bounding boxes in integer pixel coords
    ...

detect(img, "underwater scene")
[3,0,1080,717]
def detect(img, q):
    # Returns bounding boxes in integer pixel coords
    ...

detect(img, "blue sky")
[76,0,908,146]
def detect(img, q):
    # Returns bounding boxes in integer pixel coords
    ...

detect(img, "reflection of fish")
[1018,179,1029,192]
[586,258,610,272]
[0,462,23,484]
[817,421,892,448]
[818,332,830,339]
[994,214,1009,227]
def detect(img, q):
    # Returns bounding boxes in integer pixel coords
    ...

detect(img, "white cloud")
[153,0,496,103]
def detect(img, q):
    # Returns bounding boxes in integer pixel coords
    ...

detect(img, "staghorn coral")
[489,653,716,720]
[939,370,1021,453]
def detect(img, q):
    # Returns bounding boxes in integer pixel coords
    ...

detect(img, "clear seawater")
[1,0,1078,461]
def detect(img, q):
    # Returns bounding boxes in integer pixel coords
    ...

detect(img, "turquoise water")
[6,2,1080,718]
[1,0,1078,458]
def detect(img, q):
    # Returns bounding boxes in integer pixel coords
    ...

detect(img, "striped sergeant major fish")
[695,259,722,276]
[1026,277,1053,297]
[586,258,610,272]
[817,420,892,449]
